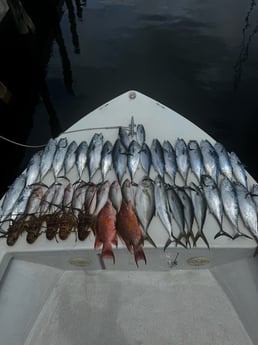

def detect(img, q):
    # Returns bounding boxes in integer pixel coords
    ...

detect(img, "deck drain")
[187,256,210,267]
[69,258,91,267]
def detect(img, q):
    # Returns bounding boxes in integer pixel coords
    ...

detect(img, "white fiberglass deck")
[0,91,257,345]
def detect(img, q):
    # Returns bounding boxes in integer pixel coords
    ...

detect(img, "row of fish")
[1,173,257,265]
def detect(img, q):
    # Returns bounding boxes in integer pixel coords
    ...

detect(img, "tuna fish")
[200,140,220,185]
[163,140,177,185]
[75,141,88,182]
[230,151,248,188]
[214,142,233,180]
[87,133,104,181]
[127,140,141,183]
[175,138,190,185]
[40,138,57,181]
[151,139,165,179]
[140,143,152,176]
[112,139,127,184]
[188,140,204,183]
[136,124,145,146]
[63,140,78,176]
[52,137,68,181]
[100,140,113,182]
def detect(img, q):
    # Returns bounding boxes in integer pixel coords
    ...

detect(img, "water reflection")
[234,0,258,89]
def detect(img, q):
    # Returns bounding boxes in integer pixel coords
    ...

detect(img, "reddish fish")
[94,199,117,263]
[116,199,146,267]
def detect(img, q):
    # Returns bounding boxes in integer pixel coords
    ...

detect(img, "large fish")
[234,181,258,241]
[140,143,152,176]
[200,139,220,184]
[127,140,141,183]
[230,151,248,188]
[154,175,174,250]
[134,176,156,247]
[112,139,127,184]
[151,139,165,179]
[189,182,209,248]
[52,137,68,181]
[40,138,57,181]
[109,180,122,213]
[175,138,190,185]
[100,140,113,182]
[163,140,177,185]
[95,200,118,263]
[25,151,41,187]
[201,174,232,239]
[214,142,233,180]
[116,199,146,266]
[75,141,88,182]
[63,140,78,176]
[188,140,204,183]
[87,133,104,181]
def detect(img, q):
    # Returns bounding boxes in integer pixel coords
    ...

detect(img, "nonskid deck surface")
[0,259,255,345]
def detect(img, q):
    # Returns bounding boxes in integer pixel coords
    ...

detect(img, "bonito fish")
[112,139,127,184]
[175,138,190,185]
[87,133,104,181]
[230,152,247,188]
[140,143,152,176]
[163,140,177,185]
[95,200,117,263]
[75,141,88,182]
[188,140,203,183]
[151,139,165,179]
[116,199,146,266]
[214,142,233,180]
[200,140,219,185]
[127,140,141,183]
[63,140,78,176]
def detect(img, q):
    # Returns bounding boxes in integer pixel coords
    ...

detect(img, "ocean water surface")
[1,0,258,196]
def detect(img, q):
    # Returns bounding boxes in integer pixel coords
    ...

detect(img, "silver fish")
[0,173,26,221]
[175,186,195,247]
[63,140,78,176]
[140,143,152,176]
[189,182,209,248]
[39,182,57,214]
[230,151,247,188]
[188,140,204,182]
[109,180,122,213]
[154,175,173,250]
[40,138,57,180]
[251,184,258,212]
[72,182,87,216]
[234,181,258,240]
[24,185,44,216]
[100,140,113,182]
[93,180,111,216]
[151,139,165,179]
[11,185,33,220]
[84,183,97,215]
[52,137,68,180]
[128,140,141,182]
[121,178,134,205]
[118,127,130,149]
[220,177,251,239]
[136,124,145,146]
[25,151,41,187]
[214,142,233,180]
[75,141,88,181]
[175,138,190,185]
[166,185,186,248]
[134,176,156,247]
[87,133,104,181]
[163,140,177,184]
[200,140,219,184]
[62,182,74,211]
[201,174,232,239]
[49,183,65,214]
[112,139,127,184]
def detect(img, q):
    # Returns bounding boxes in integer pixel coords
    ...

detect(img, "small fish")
[63,140,78,176]
[52,137,68,180]
[118,127,130,149]
[175,138,190,185]
[230,151,248,188]
[95,200,118,263]
[84,183,97,215]
[40,138,57,181]
[234,181,258,241]
[87,133,104,181]
[62,182,74,210]
[25,151,41,187]
[151,139,165,179]
[136,124,145,146]
[134,176,156,247]
[127,140,141,183]
[121,179,135,205]
[188,140,204,182]
[72,182,87,216]
[189,182,209,248]
[112,139,127,184]
[220,177,251,239]
[116,199,146,267]
[201,174,232,239]
[109,180,122,213]
[100,140,113,182]
[49,183,65,214]
[140,143,152,176]
[11,186,33,220]
[93,180,111,216]
[24,185,44,216]
[39,182,57,215]
[163,140,177,184]
[214,142,233,180]
[75,141,88,182]
[200,140,220,184]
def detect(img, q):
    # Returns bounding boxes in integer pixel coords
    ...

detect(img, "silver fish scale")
[64,140,78,175]
[214,142,233,180]
[200,140,219,184]
[101,140,113,182]
[220,177,239,229]
[230,152,247,188]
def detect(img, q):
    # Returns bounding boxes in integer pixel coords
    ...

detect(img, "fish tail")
[232,230,253,240]
[101,242,115,264]
[134,245,146,267]
[214,226,233,240]
[163,237,173,251]
[144,232,157,248]
[175,233,187,249]
[193,231,210,249]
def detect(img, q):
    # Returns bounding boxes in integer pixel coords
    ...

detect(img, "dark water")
[1,0,258,196]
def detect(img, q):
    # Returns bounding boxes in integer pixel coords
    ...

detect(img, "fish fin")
[214,227,233,240]
[101,243,115,264]
[112,235,118,247]
[134,245,146,267]
[94,237,102,250]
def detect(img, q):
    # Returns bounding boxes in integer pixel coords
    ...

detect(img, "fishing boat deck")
[0,91,257,345]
